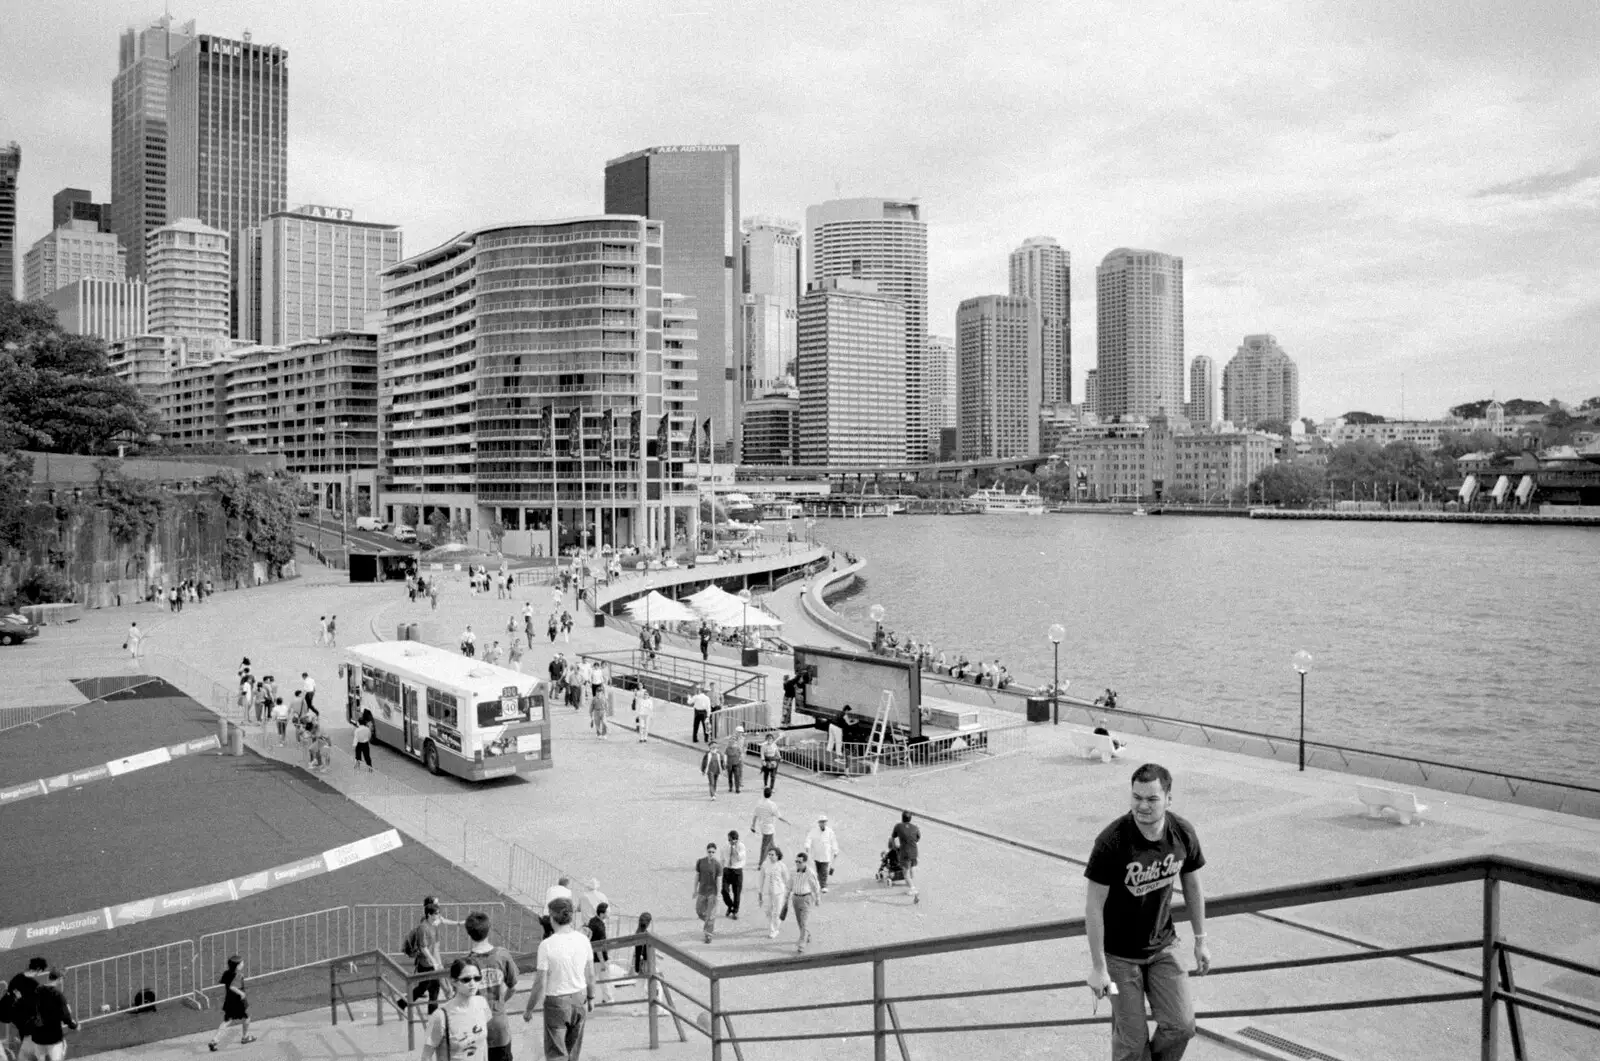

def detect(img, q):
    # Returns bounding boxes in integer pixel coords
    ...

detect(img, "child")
[208,955,254,1051]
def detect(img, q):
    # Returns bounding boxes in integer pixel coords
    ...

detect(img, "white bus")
[343,642,552,781]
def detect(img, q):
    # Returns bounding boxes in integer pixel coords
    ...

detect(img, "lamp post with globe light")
[1048,624,1065,725]
[1293,650,1314,770]
[869,604,885,653]
[739,588,753,646]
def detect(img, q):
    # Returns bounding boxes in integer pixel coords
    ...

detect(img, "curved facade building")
[1095,248,1184,420]
[380,216,698,555]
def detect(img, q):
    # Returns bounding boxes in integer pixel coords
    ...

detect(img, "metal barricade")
[196,905,353,988]
[349,902,506,959]
[708,701,775,742]
[64,940,198,1021]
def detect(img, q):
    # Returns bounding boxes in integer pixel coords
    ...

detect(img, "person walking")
[788,852,823,954]
[757,846,791,940]
[460,626,477,657]
[206,956,252,1051]
[633,687,654,742]
[353,710,375,772]
[464,912,519,1061]
[890,811,922,904]
[693,843,723,943]
[688,685,711,744]
[750,788,787,866]
[424,958,493,1061]
[429,582,439,610]
[1085,763,1210,1061]
[508,638,525,674]
[723,728,745,794]
[700,742,725,800]
[125,621,145,664]
[547,614,559,644]
[327,614,338,648]
[400,900,448,1016]
[560,610,573,643]
[698,624,711,661]
[759,732,782,792]
[804,813,841,893]
[722,830,747,921]
[271,697,290,747]
[301,672,317,713]
[522,897,593,1061]
[589,681,608,740]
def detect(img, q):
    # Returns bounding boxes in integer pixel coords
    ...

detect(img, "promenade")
[5,551,1597,1060]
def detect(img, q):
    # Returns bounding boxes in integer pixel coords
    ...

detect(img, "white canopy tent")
[624,590,698,624]
[685,586,784,628]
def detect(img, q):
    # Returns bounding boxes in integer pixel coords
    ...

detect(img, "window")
[426,686,459,728]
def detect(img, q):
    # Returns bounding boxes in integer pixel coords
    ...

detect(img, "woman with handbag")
[757,846,791,940]
[420,958,492,1061]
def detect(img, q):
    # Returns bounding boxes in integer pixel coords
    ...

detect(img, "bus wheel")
[424,742,441,775]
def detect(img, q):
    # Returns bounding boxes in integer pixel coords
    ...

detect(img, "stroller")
[875,843,908,887]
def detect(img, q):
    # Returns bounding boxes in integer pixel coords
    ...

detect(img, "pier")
[1249,507,1600,526]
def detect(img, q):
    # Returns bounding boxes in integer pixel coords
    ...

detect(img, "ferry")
[971,486,1046,515]
[720,492,762,524]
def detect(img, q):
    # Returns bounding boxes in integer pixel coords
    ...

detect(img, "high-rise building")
[1084,368,1098,414]
[167,31,288,334]
[146,218,230,338]
[23,221,128,300]
[741,391,800,466]
[796,277,907,466]
[1186,354,1217,426]
[1009,236,1071,404]
[604,145,741,458]
[1096,248,1184,419]
[741,217,800,390]
[44,278,147,341]
[52,188,111,231]
[253,206,402,345]
[955,295,1041,460]
[1223,334,1299,427]
[924,334,956,454]
[111,17,194,280]
[380,216,696,554]
[0,143,19,299]
[236,226,262,340]
[806,198,929,460]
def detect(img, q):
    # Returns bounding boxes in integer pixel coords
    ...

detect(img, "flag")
[701,417,714,463]
[569,407,584,454]
[601,408,615,454]
[544,404,556,454]
[656,411,670,457]
[686,417,699,463]
[629,409,642,458]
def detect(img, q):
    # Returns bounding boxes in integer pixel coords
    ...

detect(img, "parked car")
[391,525,417,543]
[355,516,387,532]
[0,613,41,646]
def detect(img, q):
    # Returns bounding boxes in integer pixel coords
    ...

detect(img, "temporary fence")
[196,906,355,990]
[350,902,505,958]
[707,701,776,742]
[778,721,1032,777]
[63,940,198,1023]
[0,699,82,735]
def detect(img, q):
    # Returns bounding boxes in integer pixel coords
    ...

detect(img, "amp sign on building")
[295,204,354,221]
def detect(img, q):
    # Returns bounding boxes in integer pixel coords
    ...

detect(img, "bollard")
[230,722,245,757]
[218,717,230,747]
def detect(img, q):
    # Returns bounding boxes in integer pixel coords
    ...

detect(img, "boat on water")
[970,486,1046,515]
[1131,507,1149,516]
[720,492,761,524]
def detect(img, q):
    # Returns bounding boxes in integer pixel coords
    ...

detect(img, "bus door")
[402,682,422,756]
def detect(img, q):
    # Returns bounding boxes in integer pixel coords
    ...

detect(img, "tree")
[427,508,450,544]
[0,446,31,550]
[1254,418,1294,437]
[1449,400,1492,420]
[1252,463,1325,507]
[400,504,419,528]
[1578,396,1600,414]
[1340,411,1386,425]
[487,519,507,553]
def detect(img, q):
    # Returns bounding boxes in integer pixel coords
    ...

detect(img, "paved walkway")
[9,550,1599,1060]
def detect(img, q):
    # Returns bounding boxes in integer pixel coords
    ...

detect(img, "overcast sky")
[4,0,1597,419]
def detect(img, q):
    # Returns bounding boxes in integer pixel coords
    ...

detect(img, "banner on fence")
[0,735,222,807]
[0,829,403,951]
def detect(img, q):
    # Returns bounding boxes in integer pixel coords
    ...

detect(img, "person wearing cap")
[803,813,841,893]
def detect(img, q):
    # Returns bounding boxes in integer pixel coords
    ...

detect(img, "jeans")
[721,868,744,916]
[761,762,778,791]
[1105,944,1196,1061]
[695,892,717,937]
[792,892,816,947]
[411,968,442,1014]
[726,762,743,793]
[543,990,587,1060]
[814,860,830,890]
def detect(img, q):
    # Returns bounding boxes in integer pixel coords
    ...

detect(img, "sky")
[4,0,1598,420]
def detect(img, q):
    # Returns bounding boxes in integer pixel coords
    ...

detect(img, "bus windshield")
[477,688,544,728]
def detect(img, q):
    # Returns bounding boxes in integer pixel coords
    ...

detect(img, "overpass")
[734,453,1054,484]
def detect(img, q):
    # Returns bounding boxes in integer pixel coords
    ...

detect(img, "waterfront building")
[22,221,127,300]
[251,206,401,345]
[381,216,694,554]
[605,145,741,458]
[742,217,800,392]
[158,353,233,447]
[955,295,1041,460]
[0,142,16,299]
[146,218,231,338]
[924,333,956,449]
[741,391,800,466]
[166,30,289,334]
[1061,410,1272,502]
[1187,354,1217,426]
[796,277,907,466]
[1009,236,1071,404]
[1084,368,1098,414]
[44,278,148,341]
[111,16,194,279]
[1096,248,1184,419]
[1040,401,1091,456]
[1223,333,1299,427]
[52,188,111,232]
[107,333,181,403]
[806,198,930,460]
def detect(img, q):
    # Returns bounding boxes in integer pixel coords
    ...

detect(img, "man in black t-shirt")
[889,811,922,904]
[465,911,520,1061]
[4,957,46,1044]
[1084,763,1210,1061]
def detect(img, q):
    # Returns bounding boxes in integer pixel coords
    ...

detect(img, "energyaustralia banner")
[0,735,222,806]
[0,829,402,952]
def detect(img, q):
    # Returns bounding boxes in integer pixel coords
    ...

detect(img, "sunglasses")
[455,975,482,983]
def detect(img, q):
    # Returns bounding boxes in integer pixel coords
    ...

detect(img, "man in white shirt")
[301,672,317,712]
[545,877,573,912]
[689,686,712,744]
[722,829,748,920]
[804,813,841,893]
[523,897,594,1060]
[750,788,788,867]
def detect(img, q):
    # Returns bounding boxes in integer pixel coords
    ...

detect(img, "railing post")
[1481,873,1500,1061]
[709,976,723,1061]
[646,941,660,1050]
[873,959,888,1061]
[329,956,338,1026]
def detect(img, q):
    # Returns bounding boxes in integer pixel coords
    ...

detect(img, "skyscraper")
[1084,368,1098,414]
[806,198,930,460]
[1186,354,1217,426]
[797,278,907,466]
[1223,334,1299,427]
[167,30,288,334]
[23,221,127,300]
[0,143,19,299]
[52,188,111,231]
[110,16,194,279]
[955,295,1041,460]
[604,145,741,458]
[146,218,230,338]
[45,278,147,342]
[1096,248,1184,420]
[1009,236,1071,404]
[742,217,800,390]
[924,334,956,453]
[255,206,402,345]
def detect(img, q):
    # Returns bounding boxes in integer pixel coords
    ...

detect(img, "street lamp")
[1048,623,1065,725]
[738,587,753,645]
[313,425,327,557]
[1292,650,1314,770]
[869,603,885,653]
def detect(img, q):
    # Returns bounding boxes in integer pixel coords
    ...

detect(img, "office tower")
[236,226,262,340]
[52,188,111,231]
[806,198,930,459]
[0,143,18,299]
[381,216,695,553]
[111,17,194,279]
[23,222,128,300]
[604,145,741,457]
[167,30,288,334]
[1223,334,1299,427]
[45,278,147,341]
[1009,236,1071,403]
[1186,354,1217,426]
[741,217,800,390]
[1096,248,1184,419]
[924,334,956,452]
[1084,368,1098,414]
[955,295,1041,460]
[796,277,907,466]
[254,206,402,344]
[741,392,800,465]
[146,218,230,337]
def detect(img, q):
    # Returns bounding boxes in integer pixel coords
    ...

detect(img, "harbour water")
[809,514,1600,787]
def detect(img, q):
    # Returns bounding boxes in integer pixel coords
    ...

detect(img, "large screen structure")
[792,645,922,740]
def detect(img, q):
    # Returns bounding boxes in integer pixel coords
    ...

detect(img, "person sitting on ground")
[1091,718,1127,752]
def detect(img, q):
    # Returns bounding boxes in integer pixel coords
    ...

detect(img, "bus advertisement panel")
[342,641,552,781]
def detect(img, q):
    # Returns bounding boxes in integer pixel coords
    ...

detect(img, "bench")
[1355,785,1429,825]
[1070,732,1125,763]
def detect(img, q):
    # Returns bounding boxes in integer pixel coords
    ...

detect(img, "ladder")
[864,690,904,771]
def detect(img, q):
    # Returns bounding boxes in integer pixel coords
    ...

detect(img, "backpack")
[402,926,422,959]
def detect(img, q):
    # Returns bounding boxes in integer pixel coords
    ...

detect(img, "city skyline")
[2,1,1596,420]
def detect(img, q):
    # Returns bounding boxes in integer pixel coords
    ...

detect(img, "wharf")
[1249,507,1600,525]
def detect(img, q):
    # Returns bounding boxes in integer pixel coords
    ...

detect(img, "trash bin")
[741,647,760,667]
[406,622,419,641]
[1025,696,1052,723]
[593,613,606,628]
[397,622,410,641]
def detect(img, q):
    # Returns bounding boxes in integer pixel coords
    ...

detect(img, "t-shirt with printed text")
[1084,811,1206,961]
